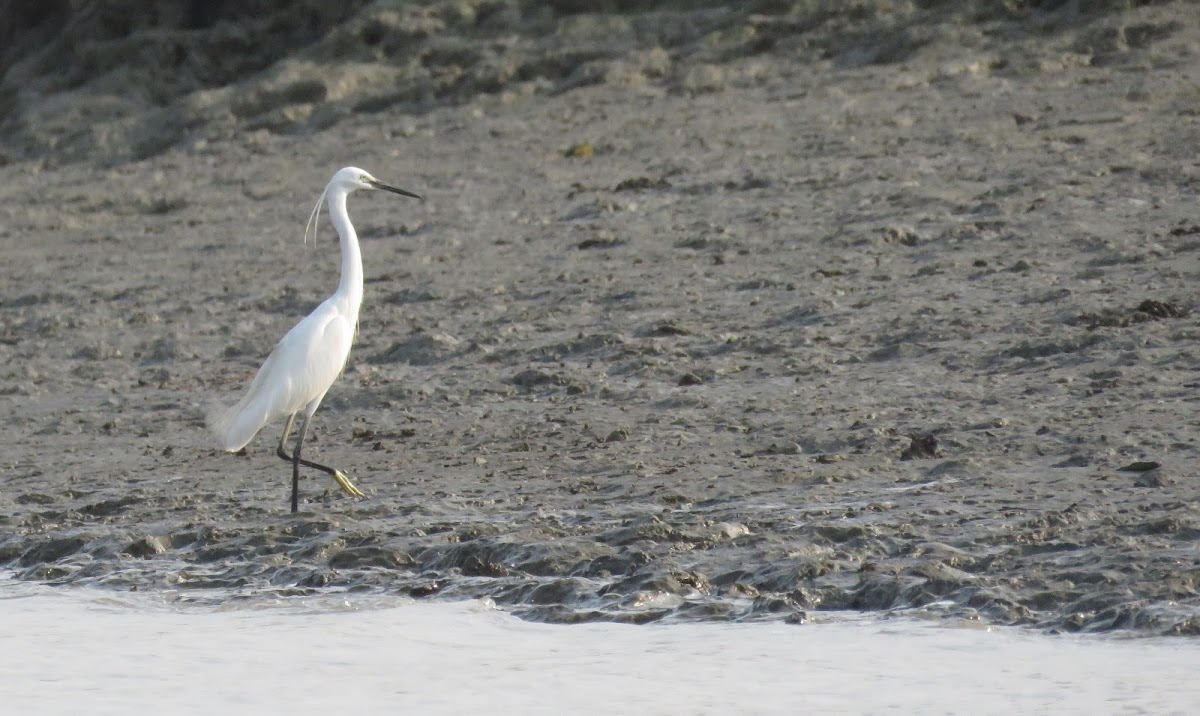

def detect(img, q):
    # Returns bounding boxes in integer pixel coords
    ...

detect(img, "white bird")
[210,166,422,513]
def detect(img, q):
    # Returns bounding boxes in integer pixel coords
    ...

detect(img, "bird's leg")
[291,414,306,514]
[275,413,301,512]
[295,412,367,500]
[276,413,298,464]
[276,412,366,508]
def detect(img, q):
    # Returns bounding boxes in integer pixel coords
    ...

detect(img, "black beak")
[367,178,423,200]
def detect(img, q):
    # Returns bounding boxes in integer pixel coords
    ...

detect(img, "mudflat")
[1,1,1198,634]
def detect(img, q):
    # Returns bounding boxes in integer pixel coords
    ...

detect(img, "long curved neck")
[328,188,364,315]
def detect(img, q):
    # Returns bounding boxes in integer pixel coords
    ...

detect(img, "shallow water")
[2,580,1197,715]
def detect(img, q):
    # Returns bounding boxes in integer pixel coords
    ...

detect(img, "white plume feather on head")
[304,182,330,246]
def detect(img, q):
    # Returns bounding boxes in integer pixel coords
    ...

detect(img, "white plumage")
[212,303,354,452]
[209,166,422,512]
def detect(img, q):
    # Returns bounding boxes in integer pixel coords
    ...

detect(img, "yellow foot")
[331,470,366,498]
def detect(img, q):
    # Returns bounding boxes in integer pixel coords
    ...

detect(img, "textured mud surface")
[1,1,1199,634]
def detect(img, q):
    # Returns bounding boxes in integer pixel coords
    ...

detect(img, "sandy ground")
[1,1,1199,634]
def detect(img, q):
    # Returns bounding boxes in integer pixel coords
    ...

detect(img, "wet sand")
[1,2,1199,635]
[4,583,1200,715]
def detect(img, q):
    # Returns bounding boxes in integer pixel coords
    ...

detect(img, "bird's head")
[305,167,423,245]
[332,166,422,199]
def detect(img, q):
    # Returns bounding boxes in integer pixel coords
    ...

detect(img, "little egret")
[210,166,422,513]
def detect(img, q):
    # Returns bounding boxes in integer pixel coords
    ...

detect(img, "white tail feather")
[208,353,283,452]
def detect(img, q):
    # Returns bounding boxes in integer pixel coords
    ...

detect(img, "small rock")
[900,433,941,460]
[1117,460,1161,472]
[716,522,750,539]
[577,236,625,250]
[1136,300,1182,319]
[1133,468,1173,488]
[614,176,670,192]
[510,369,561,388]
[882,226,920,246]
[126,536,168,558]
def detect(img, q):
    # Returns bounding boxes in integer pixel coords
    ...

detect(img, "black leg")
[276,413,300,513]
[292,415,306,514]
[275,412,365,511]
[276,413,349,474]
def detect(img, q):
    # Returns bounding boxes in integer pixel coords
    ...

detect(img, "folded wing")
[209,304,354,452]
